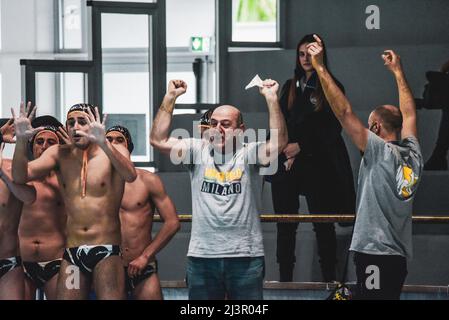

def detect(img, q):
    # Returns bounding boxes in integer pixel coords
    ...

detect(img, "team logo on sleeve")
[396,165,419,199]
[201,168,243,196]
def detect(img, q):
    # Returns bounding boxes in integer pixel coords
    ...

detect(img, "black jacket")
[274,75,356,215]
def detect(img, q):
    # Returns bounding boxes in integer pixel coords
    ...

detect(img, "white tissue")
[245,74,263,90]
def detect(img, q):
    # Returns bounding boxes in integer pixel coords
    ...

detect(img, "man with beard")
[150,79,287,299]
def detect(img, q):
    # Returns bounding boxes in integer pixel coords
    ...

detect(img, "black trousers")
[354,252,407,300]
[271,160,338,282]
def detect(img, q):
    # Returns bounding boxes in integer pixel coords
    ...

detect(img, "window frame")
[20,59,96,107]
[21,1,166,168]
[227,0,286,49]
[55,0,89,53]
[88,0,166,167]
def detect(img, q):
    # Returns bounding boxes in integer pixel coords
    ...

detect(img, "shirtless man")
[12,103,137,300]
[0,118,36,299]
[106,125,180,300]
[19,116,67,300]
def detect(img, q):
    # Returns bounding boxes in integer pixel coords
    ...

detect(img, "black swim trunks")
[125,260,158,291]
[63,244,121,275]
[22,259,62,288]
[0,256,22,279]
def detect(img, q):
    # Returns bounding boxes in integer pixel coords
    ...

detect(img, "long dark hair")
[287,34,329,112]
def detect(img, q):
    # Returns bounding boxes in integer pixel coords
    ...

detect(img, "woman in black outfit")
[271,34,356,282]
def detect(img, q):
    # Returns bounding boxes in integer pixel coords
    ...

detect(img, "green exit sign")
[190,36,211,53]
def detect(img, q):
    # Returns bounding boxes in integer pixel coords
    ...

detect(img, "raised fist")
[382,50,403,74]
[167,80,187,99]
[259,79,279,100]
[307,34,325,69]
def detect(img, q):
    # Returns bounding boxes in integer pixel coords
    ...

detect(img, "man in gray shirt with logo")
[150,79,287,299]
[308,35,423,299]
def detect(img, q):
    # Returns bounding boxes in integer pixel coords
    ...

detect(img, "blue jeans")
[186,256,265,300]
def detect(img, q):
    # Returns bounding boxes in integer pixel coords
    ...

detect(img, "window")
[232,0,277,42]
[166,0,217,104]
[102,69,151,161]
[100,12,152,162]
[23,0,164,168]
[229,0,284,47]
[166,71,196,104]
[0,73,2,114]
[57,0,85,51]
[20,59,95,126]
[87,0,166,167]
[35,72,87,120]
[60,73,87,120]
[94,0,156,2]
[101,13,149,49]
[0,1,2,51]
[166,0,214,48]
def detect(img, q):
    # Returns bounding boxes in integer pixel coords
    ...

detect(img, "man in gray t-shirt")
[350,132,422,260]
[184,138,265,259]
[150,79,287,300]
[309,35,423,299]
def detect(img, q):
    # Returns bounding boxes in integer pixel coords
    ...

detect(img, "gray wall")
[225,45,449,112]
[284,0,449,49]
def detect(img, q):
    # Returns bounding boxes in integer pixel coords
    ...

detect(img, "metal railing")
[153,214,449,224]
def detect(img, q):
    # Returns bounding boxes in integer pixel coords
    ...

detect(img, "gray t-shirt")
[350,132,423,259]
[182,139,265,258]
